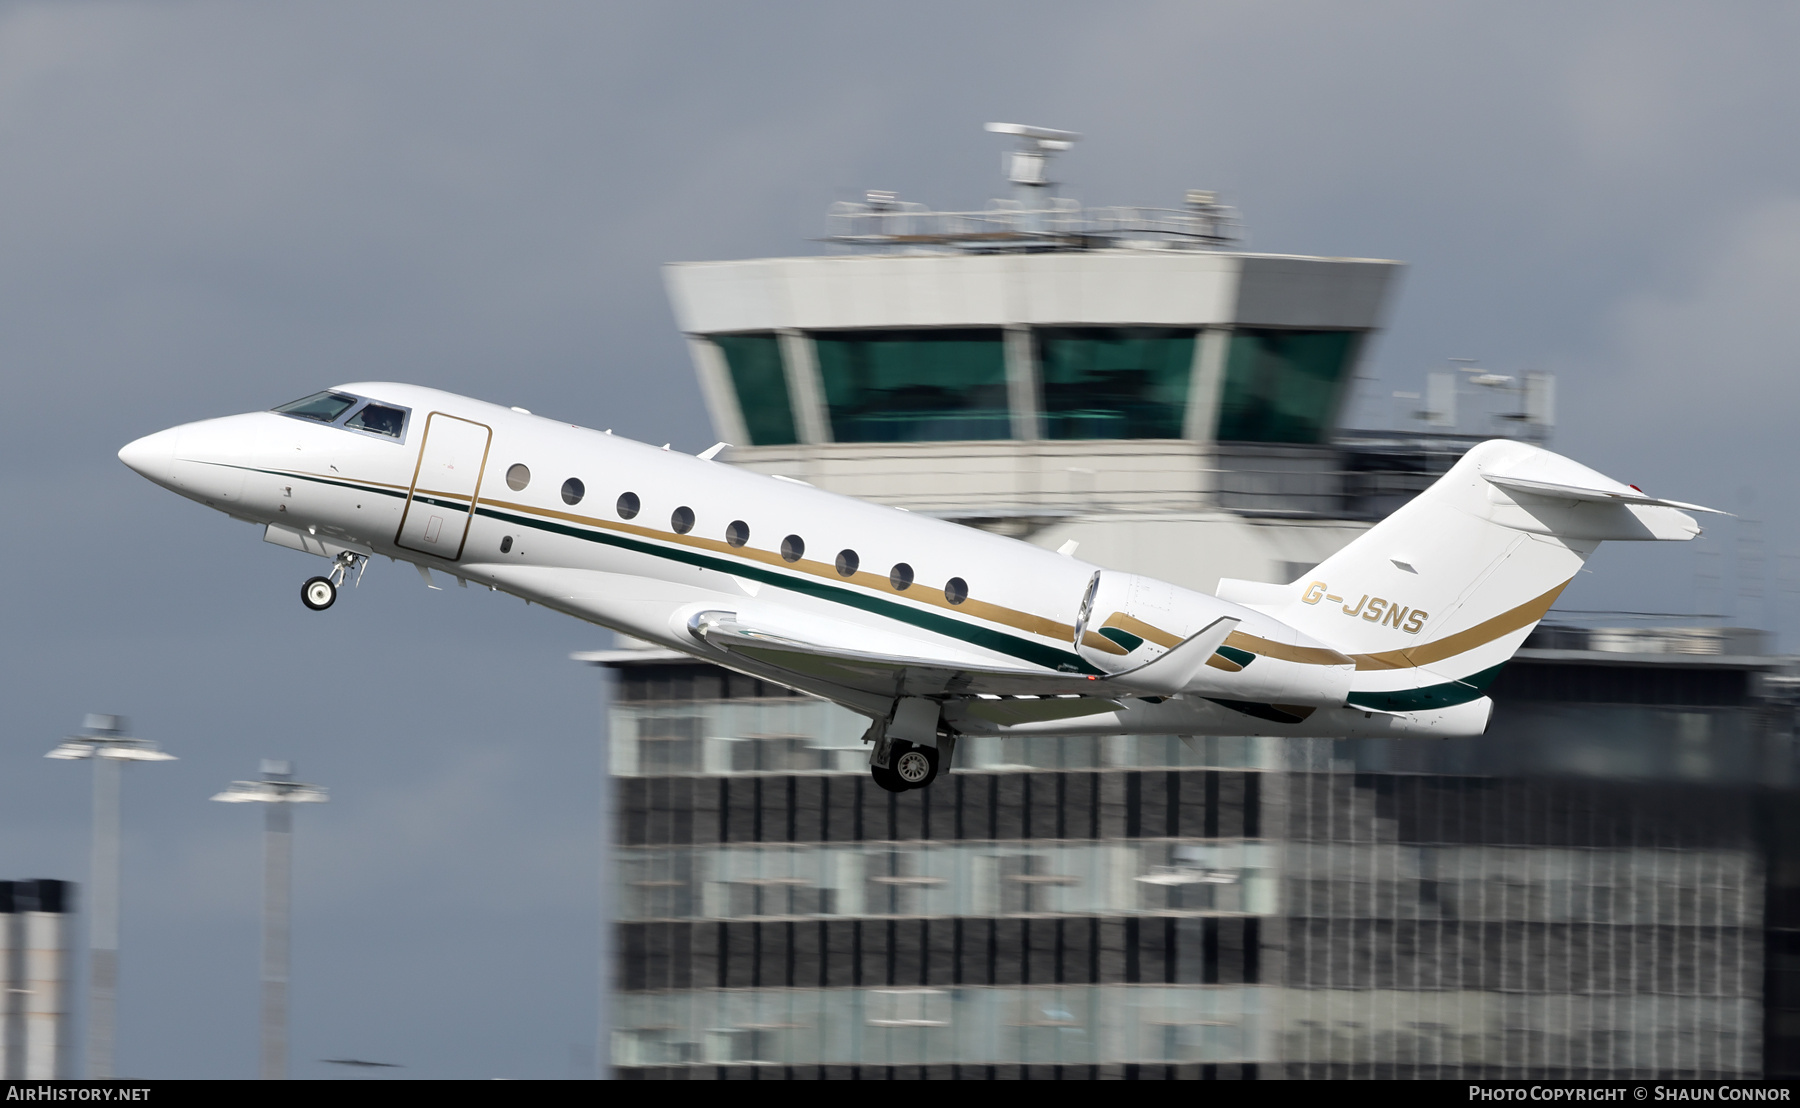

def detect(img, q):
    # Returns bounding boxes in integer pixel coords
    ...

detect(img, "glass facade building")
[603,643,1800,1079]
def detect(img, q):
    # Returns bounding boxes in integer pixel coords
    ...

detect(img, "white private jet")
[119,384,1716,792]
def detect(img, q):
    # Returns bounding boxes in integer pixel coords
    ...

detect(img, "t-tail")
[1218,440,1718,723]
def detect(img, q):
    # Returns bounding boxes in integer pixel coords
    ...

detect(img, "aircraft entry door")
[395,412,493,561]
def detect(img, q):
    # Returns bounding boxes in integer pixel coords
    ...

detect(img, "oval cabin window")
[945,577,968,605]
[890,563,914,591]
[726,520,749,548]
[780,535,805,563]
[616,492,640,520]
[835,549,859,577]
[505,464,530,491]
[671,506,695,534]
[561,478,584,506]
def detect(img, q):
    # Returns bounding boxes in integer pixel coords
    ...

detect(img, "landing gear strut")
[300,550,367,612]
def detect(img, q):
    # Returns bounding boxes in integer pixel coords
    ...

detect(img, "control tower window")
[713,333,798,446]
[813,329,1010,443]
[1038,328,1196,440]
[1215,329,1360,444]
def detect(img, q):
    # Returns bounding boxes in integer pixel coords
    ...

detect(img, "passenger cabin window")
[346,403,406,438]
[671,506,695,534]
[561,478,585,506]
[273,392,358,423]
[781,535,805,563]
[725,520,749,548]
[617,492,640,519]
[505,464,530,491]
[945,577,968,605]
[835,549,859,577]
[890,563,914,590]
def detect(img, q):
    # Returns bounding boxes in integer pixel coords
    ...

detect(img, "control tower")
[598,127,1782,1081]
[663,124,1402,591]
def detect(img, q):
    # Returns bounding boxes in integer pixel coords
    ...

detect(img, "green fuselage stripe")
[254,464,1503,703]
[250,464,1098,674]
[472,504,1101,674]
[1345,663,1506,713]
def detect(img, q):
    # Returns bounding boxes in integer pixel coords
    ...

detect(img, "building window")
[781,535,805,562]
[725,520,749,548]
[1215,329,1360,444]
[617,492,640,520]
[671,506,695,534]
[561,478,585,506]
[713,333,798,446]
[813,329,1011,442]
[1038,327,1196,439]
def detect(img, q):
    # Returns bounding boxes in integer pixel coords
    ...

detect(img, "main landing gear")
[871,740,940,793]
[865,699,951,792]
[300,551,368,612]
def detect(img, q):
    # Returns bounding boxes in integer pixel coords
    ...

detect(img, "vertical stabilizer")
[1221,440,1708,712]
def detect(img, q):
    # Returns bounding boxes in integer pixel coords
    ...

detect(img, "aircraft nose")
[118,427,180,487]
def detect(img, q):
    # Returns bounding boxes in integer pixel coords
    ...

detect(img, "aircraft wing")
[694,612,1242,706]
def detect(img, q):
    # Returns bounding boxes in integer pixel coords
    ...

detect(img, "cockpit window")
[274,391,358,423]
[346,403,406,438]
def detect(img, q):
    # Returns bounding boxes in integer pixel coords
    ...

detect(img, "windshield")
[346,403,406,438]
[274,391,358,423]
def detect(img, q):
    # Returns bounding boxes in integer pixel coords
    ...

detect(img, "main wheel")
[891,741,939,789]
[301,576,337,611]
[870,762,907,793]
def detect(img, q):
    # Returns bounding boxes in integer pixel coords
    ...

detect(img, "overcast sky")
[3,1,1799,1079]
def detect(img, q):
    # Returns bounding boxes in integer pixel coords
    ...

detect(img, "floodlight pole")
[213,761,327,1081]
[88,753,120,1080]
[45,714,176,1080]
[262,794,290,1082]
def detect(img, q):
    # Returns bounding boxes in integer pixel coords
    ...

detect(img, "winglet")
[698,442,731,461]
[1106,617,1241,696]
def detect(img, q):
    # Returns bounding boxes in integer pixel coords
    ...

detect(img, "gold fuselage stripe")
[473,495,1083,646]
[1348,580,1570,671]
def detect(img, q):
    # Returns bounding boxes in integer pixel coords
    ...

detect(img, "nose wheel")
[301,576,336,610]
[300,551,367,612]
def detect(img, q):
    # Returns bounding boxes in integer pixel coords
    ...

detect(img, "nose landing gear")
[300,551,368,612]
[301,576,336,610]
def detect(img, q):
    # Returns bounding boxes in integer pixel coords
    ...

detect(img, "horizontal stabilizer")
[1484,474,1724,515]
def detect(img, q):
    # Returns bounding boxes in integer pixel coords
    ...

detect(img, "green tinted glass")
[813,330,1010,442]
[1215,329,1360,444]
[714,334,797,446]
[1038,328,1196,439]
